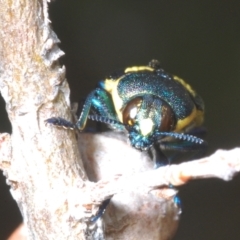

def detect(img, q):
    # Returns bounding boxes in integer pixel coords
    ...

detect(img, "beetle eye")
[122,97,142,126]
[159,102,176,132]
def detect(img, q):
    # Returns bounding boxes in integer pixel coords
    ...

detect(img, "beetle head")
[89,94,204,151]
[122,95,176,150]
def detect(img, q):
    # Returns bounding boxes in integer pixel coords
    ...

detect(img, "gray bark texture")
[1,1,239,240]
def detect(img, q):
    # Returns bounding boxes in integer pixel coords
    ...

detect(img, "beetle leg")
[46,87,121,131]
[74,90,98,130]
[76,88,123,130]
[159,140,207,163]
[150,143,169,168]
[46,88,106,130]
[90,199,111,223]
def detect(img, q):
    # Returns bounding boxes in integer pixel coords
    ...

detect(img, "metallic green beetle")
[47,60,206,168]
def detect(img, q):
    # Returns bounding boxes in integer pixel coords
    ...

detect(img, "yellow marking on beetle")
[175,107,198,132]
[104,77,124,122]
[125,66,154,73]
[173,76,196,97]
[194,109,204,126]
[139,118,154,136]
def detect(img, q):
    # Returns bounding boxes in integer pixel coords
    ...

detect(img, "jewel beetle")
[47,60,206,168]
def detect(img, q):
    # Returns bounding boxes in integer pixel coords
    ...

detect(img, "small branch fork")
[0,0,240,239]
[2,127,240,240]
[1,131,240,205]
[90,148,240,201]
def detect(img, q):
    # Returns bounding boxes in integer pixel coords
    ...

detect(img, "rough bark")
[0,0,89,239]
[0,1,240,240]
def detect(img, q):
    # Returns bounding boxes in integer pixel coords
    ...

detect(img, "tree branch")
[0,1,239,240]
[0,0,89,239]
[76,133,240,202]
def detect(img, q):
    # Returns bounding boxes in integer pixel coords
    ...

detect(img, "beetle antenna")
[156,132,204,144]
[88,115,124,128]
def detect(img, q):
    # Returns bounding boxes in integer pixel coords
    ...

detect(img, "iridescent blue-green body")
[47,60,206,168]
[46,60,206,222]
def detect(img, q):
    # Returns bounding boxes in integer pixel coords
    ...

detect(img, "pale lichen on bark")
[0,1,240,240]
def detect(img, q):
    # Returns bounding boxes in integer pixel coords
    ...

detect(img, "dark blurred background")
[1,1,240,239]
